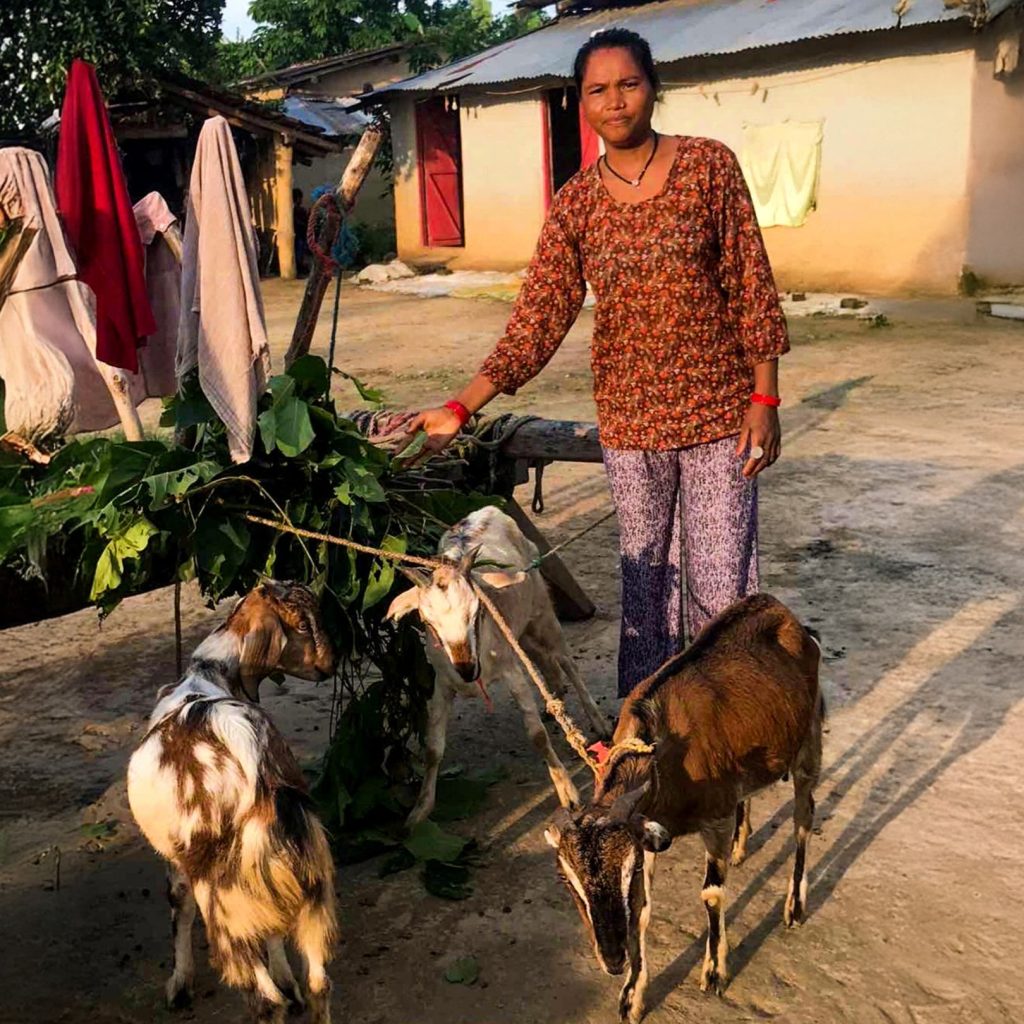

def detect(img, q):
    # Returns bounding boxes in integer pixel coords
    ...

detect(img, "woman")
[404,29,789,698]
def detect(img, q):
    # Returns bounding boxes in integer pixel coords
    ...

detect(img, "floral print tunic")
[480,136,790,450]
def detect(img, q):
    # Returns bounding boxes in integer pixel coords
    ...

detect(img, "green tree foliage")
[0,0,224,135]
[0,358,500,881]
[215,0,546,85]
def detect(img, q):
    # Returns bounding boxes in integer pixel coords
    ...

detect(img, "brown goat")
[128,581,338,1023]
[544,594,824,1023]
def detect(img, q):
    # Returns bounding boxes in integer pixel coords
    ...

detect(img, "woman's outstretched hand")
[736,403,781,479]
[394,406,463,464]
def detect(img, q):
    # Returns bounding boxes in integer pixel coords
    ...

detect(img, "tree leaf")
[194,516,251,595]
[336,370,385,405]
[268,373,296,403]
[143,459,220,509]
[0,501,35,560]
[272,397,315,457]
[425,860,474,901]
[362,535,405,611]
[443,956,480,984]
[287,355,330,399]
[79,821,117,839]
[161,391,216,430]
[403,821,467,864]
[341,458,386,503]
[89,517,159,601]
[390,430,428,467]
[258,406,277,454]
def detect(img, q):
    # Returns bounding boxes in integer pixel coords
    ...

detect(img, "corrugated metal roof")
[372,0,1018,94]
[238,44,408,89]
[282,95,371,136]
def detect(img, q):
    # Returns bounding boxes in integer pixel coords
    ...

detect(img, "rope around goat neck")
[470,581,599,772]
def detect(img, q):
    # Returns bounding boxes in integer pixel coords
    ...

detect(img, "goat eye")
[296,621,310,633]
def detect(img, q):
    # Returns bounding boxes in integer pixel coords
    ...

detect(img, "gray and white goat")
[544,595,824,1023]
[387,505,610,825]
[127,581,338,1023]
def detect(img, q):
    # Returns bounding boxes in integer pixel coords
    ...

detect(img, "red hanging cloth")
[55,59,155,373]
[578,102,601,170]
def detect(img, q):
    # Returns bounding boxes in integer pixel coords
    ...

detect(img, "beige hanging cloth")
[177,116,271,464]
[739,121,823,229]
[0,147,123,439]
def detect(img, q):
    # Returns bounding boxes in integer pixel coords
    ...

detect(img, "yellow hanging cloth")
[739,121,823,228]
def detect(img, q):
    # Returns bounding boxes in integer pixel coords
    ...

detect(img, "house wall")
[392,93,549,268]
[654,43,976,295]
[391,33,979,293]
[292,153,394,228]
[245,53,411,236]
[963,18,1024,286]
[305,53,411,99]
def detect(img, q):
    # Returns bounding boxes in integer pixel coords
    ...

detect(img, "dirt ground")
[2,281,1023,1024]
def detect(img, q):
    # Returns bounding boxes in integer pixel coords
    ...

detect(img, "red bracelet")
[751,393,782,408]
[444,399,471,427]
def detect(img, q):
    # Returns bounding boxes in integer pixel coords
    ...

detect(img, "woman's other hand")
[736,402,781,479]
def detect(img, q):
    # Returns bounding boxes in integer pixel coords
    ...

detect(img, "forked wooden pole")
[285,122,384,369]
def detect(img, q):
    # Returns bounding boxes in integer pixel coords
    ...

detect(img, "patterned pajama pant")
[603,435,759,698]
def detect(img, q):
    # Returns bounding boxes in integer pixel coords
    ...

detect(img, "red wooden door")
[416,98,464,247]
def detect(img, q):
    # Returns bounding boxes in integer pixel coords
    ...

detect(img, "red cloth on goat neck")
[55,59,156,372]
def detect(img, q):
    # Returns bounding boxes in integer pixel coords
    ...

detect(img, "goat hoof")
[699,964,728,997]
[281,985,305,1015]
[165,977,194,1010]
[730,846,747,867]
[784,898,804,927]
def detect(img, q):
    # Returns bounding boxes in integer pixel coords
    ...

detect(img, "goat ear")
[386,587,421,622]
[238,613,286,702]
[544,807,574,848]
[477,569,527,590]
[608,781,649,823]
[637,818,672,853]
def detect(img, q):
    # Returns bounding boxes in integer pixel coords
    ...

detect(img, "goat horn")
[399,566,430,587]
[458,544,482,575]
[607,781,650,823]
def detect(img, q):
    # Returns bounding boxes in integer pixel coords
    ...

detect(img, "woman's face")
[579,47,655,147]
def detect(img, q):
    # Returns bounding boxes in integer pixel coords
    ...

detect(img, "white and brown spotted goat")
[127,581,337,1023]
[544,595,824,1023]
[387,505,610,825]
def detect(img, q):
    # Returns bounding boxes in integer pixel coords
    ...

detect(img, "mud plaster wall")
[653,45,976,296]
[392,93,549,269]
[964,22,1024,287]
[390,38,978,293]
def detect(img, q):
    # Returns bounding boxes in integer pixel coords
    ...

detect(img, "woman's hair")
[572,28,661,95]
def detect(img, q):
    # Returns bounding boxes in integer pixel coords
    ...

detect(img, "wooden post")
[285,123,385,368]
[504,497,597,622]
[95,360,145,441]
[275,135,296,281]
[162,222,183,264]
